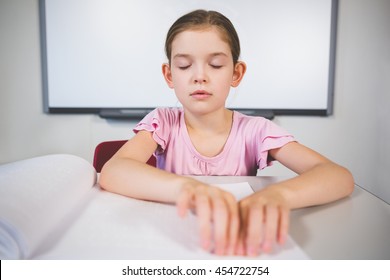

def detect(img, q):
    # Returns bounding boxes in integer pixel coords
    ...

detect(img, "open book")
[0,154,308,259]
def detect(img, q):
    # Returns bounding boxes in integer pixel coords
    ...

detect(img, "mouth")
[190,90,212,100]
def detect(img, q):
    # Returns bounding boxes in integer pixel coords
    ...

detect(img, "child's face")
[163,27,243,116]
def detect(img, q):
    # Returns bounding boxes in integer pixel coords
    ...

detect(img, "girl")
[99,10,354,257]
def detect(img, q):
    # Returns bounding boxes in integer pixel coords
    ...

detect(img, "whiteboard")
[39,0,337,118]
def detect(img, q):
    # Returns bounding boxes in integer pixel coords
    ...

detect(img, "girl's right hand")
[176,179,239,255]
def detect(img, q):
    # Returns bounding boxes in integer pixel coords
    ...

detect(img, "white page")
[36,183,308,259]
[0,154,96,259]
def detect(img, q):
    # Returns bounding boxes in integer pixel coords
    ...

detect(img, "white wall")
[1,0,389,203]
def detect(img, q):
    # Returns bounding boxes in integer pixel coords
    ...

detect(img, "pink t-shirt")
[134,108,295,176]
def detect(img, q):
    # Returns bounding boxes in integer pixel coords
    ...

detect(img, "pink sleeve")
[133,108,171,151]
[257,120,295,170]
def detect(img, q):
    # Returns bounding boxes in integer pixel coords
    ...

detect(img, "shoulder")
[147,107,183,123]
[133,108,183,150]
[134,107,183,134]
[233,111,292,138]
[137,107,183,126]
[234,111,268,125]
[234,111,272,131]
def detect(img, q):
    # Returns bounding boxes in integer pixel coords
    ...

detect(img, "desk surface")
[35,177,308,260]
[197,176,390,259]
[35,176,390,260]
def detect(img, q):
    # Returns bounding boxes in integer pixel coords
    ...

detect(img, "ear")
[231,61,247,87]
[162,63,174,89]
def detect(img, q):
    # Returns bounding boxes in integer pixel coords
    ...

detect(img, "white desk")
[33,176,390,260]
[197,176,390,259]
[34,177,310,260]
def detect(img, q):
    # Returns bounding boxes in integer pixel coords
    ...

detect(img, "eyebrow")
[172,52,229,59]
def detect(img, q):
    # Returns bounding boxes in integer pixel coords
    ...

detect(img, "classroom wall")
[1,0,389,203]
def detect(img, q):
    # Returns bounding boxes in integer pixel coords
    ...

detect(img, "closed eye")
[178,65,191,70]
[210,64,223,69]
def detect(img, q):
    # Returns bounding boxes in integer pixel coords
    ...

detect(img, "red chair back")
[93,140,156,172]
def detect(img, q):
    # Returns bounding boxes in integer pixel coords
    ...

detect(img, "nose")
[193,65,207,84]
[194,77,207,84]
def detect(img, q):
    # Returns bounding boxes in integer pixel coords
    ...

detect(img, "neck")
[184,108,233,134]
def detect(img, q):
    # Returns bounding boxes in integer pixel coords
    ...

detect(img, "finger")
[245,203,263,256]
[212,195,228,255]
[235,202,248,256]
[195,190,212,251]
[225,193,239,255]
[278,206,290,245]
[235,236,245,256]
[176,186,192,218]
[262,204,278,253]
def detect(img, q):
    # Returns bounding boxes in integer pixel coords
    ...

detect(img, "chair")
[93,140,156,172]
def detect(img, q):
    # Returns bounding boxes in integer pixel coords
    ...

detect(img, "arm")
[99,130,184,203]
[266,141,354,209]
[99,131,239,255]
[237,141,354,255]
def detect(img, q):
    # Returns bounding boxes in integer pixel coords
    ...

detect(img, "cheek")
[172,71,191,87]
[171,69,187,82]
[171,74,189,92]
[171,74,185,87]
[215,71,235,86]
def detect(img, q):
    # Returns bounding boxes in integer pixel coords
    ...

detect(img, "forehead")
[171,27,231,57]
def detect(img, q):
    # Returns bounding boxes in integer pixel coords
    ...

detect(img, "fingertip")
[235,243,245,256]
[278,233,287,245]
[227,244,235,255]
[177,206,187,218]
[247,246,259,257]
[201,237,211,251]
[262,242,272,253]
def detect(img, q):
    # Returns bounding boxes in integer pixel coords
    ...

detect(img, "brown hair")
[165,9,241,65]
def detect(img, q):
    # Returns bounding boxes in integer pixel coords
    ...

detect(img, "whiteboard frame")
[39,0,338,119]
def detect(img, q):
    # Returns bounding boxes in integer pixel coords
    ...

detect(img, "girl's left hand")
[236,186,290,256]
